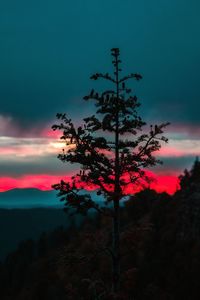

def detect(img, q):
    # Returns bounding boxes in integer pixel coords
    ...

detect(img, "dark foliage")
[176,157,200,240]
[0,207,84,261]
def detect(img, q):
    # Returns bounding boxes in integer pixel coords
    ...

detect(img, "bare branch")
[119,73,142,83]
[90,73,116,83]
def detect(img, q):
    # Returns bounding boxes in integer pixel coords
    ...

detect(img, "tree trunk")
[112,48,120,293]
[112,196,120,293]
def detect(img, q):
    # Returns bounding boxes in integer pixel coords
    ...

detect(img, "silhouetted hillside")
[0,188,60,208]
[0,208,79,261]
[1,186,200,299]
[0,188,104,261]
[1,160,200,299]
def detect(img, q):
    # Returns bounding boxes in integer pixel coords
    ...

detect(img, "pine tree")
[52,48,169,294]
[178,157,200,240]
[179,157,200,190]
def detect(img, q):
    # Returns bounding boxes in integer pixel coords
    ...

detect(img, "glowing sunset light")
[0,129,194,196]
[0,171,180,195]
[121,171,180,195]
[0,136,66,158]
[41,128,63,139]
[149,174,180,195]
[0,174,71,192]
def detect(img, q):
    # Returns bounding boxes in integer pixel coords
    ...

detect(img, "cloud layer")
[0,119,198,194]
[0,1,199,194]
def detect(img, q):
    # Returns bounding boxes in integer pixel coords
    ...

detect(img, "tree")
[179,157,200,191]
[52,48,169,294]
[178,157,200,240]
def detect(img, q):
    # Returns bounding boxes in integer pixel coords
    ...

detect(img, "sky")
[0,0,200,194]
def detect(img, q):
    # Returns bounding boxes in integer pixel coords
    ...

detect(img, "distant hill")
[0,188,60,209]
[0,207,77,261]
[0,188,105,209]
[0,188,104,261]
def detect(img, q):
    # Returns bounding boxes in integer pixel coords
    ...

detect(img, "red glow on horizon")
[0,175,70,192]
[0,171,180,195]
[125,174,179,195]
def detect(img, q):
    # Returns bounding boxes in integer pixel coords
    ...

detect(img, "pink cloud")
[40,128,62,139]
[156,139,200,157]
[0,115,21,136]
[169,123,200,138]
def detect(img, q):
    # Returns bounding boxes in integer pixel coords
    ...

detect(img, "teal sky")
[0,0,200,126]
[0,0,200,191]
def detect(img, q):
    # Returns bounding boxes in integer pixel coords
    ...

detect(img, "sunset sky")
[0,0,200,194]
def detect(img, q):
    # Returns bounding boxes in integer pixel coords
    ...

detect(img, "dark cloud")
[153,156,196,175]
[0,155,77,176]
[0,153,196,178]
[0,0,200,127]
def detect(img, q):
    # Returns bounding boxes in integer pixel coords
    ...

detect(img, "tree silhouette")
[52,48,169,294]
[178,157,200,240]
[179,157,200,190]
